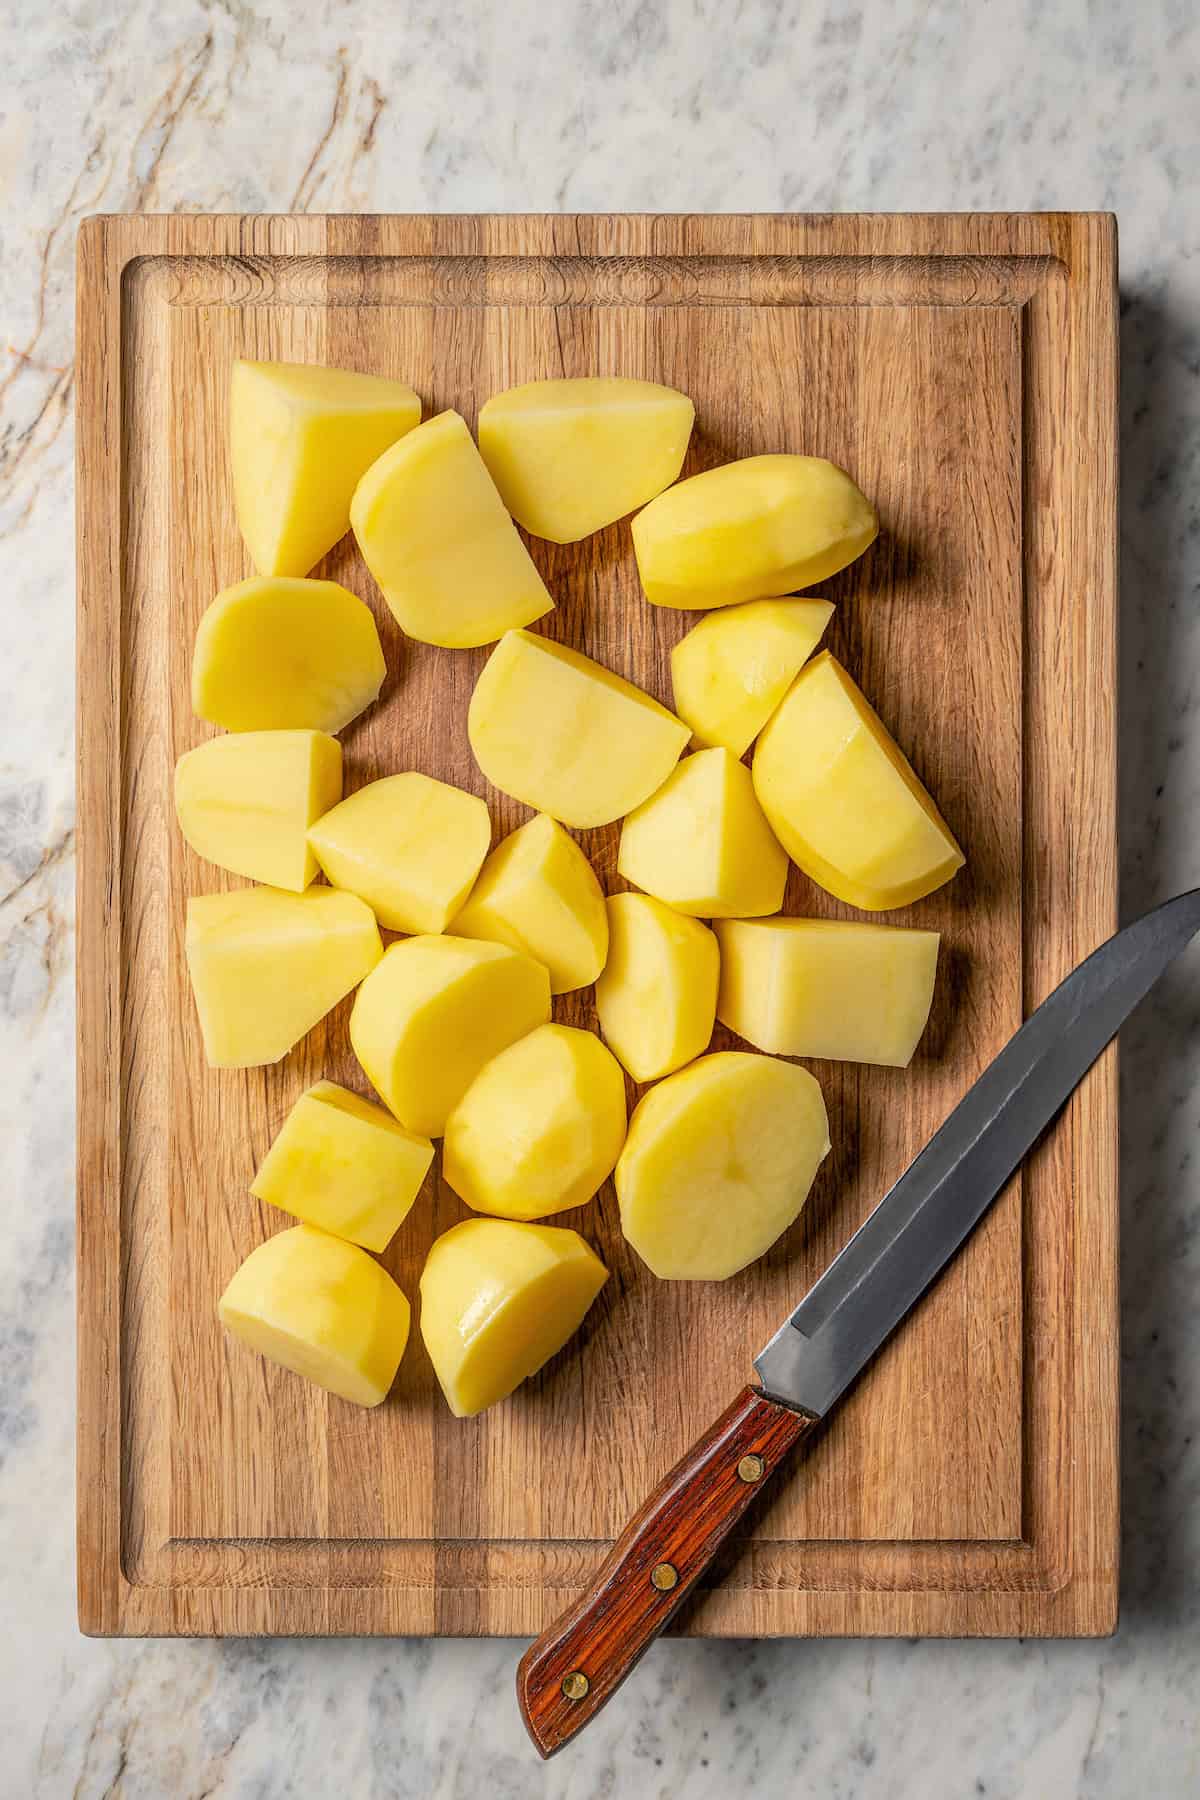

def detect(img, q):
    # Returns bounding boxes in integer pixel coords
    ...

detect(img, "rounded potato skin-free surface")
[444,1024,627,1220]
[419,1218,608,1417]
[451,812,608,995]
[218,1224,411,1408]
[617,747,788,919]
[594,893,719,1082]
[174,728,342,893]
[308,772,491,934]
[670,596,834,757]
[616,1051,830,1280]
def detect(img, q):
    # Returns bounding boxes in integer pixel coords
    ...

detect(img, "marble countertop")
[3,0,1198,1794]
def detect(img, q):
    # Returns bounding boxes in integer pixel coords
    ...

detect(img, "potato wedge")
[617,747,787,918]
[308,773,490,934]
[174,729,342,892]
[450,812,607,995]
[670,596,833,756]
[594,893,718,1082]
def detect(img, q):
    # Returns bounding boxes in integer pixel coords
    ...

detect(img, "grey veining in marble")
[2,0,1198,1794]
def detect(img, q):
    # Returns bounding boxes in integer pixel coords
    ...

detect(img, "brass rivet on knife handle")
[650,1562,678,1591]
[561,1671,589,1701]
[737,1454,765,1483]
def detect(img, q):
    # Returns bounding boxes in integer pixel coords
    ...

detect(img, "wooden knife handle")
[516,1385,818,1757]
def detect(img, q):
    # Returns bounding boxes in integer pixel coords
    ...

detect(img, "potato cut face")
[175,728,342,892]
[617,747,788,918]
[308,772,491,934]
[450,812,608,994]
[192,576,386,734]
[419,1218,608,1416]
[478,376,694,543]
[218,1224,410,1407]
[616,1051,830,1280]
[752,651,965,910]
[444,1024,627,1221]
[230,359,421,578]
[349,935,551,1136]
[251,1081,434,1252]
[349,409,553,648]
[632,454,878,610]
[186,885,383,1068]
[468,630,690,828]
[717,917,940,1066]
[670,596,833,757]
[594,893,719,1082]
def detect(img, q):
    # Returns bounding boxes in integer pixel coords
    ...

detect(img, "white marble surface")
[2,0,1198,1793]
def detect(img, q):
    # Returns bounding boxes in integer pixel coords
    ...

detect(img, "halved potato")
[444,1024,627,1220]
[174,729,343,892]
[230,359,420,578]
[419,1218,608,1417]
[450,812,608,994]
[594,893,719,1082]
[186,885,382,1068]
[617,747,787,918]
[478,376,694,542]
[192,577,386,734]
[468,629,689,828]
[251,1081,434,1252]
[350,409,553,647]
[632,454,877,609]
[752,651,964,910]
[349,935,551,1136]
[670,596,833,756]
[616,1052,830,1280]
[308,773,491,934]
[219,1224,410,1407]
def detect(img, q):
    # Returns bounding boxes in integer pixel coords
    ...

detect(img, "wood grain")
[76,212,1118,1638]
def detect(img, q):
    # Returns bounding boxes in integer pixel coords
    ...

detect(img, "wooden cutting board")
[76,213,1118,1638]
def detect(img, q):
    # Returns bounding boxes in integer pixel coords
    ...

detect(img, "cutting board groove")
[77,213,1117,1637]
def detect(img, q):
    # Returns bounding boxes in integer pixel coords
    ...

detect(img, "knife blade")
[516,890,1200,1758]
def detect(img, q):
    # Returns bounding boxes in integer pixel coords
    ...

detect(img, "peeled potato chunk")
[219,1224,410,1407]
[349,935,551,1136]
[451,812,607,994]
[753,652,964,910]
[478,376,694,543]
[308,773,490,934]
[186,885,382,1068]
[468,630,689,828]
[618,747,787,919]
[174,729,342,892]
[192,577,386,734]
[671,596,834,757]
[350,409,553,648]
[594,893,718,1082]
[717,917,940,1067]
[616,1052,830,1280]
[632,454,877,610]
[230,359,421,579]
[444,1024,627,1221]
[251,1081,434,1252]
[419,1218,608,1417]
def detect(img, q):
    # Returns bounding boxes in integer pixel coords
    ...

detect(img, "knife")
[516,889,1200,1757]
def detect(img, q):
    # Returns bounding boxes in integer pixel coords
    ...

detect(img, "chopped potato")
[444,1024,627,1220]
[670,596,833,757]
[616,1052,830,1280]
[451,812,607,995]
[594,893,719,1082]
[308,773,490,934]
[617,747,788,918]
[419,1218,608,1416]
[174,729,342,892]
[251,1081,434,1252]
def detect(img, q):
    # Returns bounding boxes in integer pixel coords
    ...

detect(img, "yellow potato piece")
[753,652,965,910]
[230,359,421,578]
[616,1052,830,1280]
[468,630,689,828]
[444,1024,627,1221]
[192,576,386,734]
[349,935,551,1136]
[450,812,607,995]
[186,885,382,1068]
[670,596,834,757]
[308,773,491,934]
[594,893,718,1082]
[716,918,940,1067]
[219,1224,410,1407]
[618,747,787,919]
[419,1218,608,1417]
[350,409,553,648]
[478,376,694,543]
[632,454,877,610]
[251,1081,434,1252]
[174,729,342,892]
